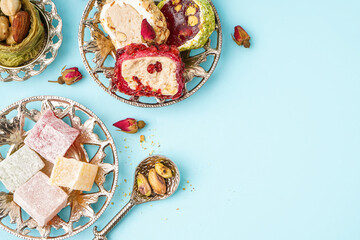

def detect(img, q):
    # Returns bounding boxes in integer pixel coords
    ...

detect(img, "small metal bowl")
[78,0,222,108]
[0,0,62,82]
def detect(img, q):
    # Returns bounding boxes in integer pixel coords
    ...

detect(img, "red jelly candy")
[155,61,162,72]
[147,64,156,74]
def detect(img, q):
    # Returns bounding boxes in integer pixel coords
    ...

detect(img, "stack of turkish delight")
[0,109,99,226]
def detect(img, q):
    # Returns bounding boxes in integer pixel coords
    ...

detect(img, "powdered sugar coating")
[50,157,98,191]
[14,172,68,226]
[24,110,80,163]
[0,145,45,192]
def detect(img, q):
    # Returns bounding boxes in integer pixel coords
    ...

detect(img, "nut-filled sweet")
[158,0,215,51]
[113,43,185,99]
[97,0,216,100]
[100,0,170,49]
[0,0,45,67]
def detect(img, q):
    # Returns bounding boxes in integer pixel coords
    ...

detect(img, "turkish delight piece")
[0,145,44,192]
[24,109,80,163]
[14,172,68,226]
[50,157,98,191]
[158,0,215,51]
[113,44,185,99]
[100,0,169,49]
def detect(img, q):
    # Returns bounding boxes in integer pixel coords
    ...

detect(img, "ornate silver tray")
[78,0,222,108]
[0,0,62,82]
[0,96,119,239]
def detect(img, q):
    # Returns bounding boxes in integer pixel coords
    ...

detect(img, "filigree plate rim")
[78,0,222,108]
[0,95,119,240]
[0,0,63,82]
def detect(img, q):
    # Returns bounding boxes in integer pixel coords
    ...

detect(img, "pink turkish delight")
[13,172,68,226]
[24,110,79,163]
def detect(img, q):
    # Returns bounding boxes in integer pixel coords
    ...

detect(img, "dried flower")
[113,118,146,134]
[141,19,156,43]
[137,120,146,129]
[232,25,250,48]
[49,66,83,85]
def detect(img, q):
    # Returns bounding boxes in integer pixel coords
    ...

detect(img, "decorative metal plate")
[0,0,63,82]
[78,0,222,108]
[0,96,119,240]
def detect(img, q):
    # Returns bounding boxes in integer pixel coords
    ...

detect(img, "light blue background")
[1,0,360,239]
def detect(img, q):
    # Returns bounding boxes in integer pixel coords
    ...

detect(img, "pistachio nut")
[175,4,182,12]
[148,168,166,195]
[1,0,21,16]
[137,173,152,196]
[186,6,196,16]
[172,0,180,5]
[188,16,199,27]
[0,16,9,41]
[155,162,173,178]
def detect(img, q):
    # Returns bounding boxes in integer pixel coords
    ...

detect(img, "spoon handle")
[93,199,135,240]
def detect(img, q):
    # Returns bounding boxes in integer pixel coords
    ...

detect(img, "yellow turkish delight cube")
[50,157,98,191]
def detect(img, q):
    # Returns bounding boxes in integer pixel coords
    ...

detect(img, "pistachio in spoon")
[93,155,180,240]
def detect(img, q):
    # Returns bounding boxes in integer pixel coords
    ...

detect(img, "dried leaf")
[0,193,21,225]
[0,117,23,148]
[95,163,115,187]
[184,65,207,83]
[95,32,115,59]
[70,193,99,222]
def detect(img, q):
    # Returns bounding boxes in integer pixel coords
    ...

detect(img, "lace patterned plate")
[78,0,222,108]
[0,96,119,239]
[0,0,62,82]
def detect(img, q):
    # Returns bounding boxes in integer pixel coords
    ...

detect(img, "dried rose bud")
[49,66,83,85]
[113,118,146,134]
[232,25,251,48]
[141,19,156,43]
[137,120,146,129]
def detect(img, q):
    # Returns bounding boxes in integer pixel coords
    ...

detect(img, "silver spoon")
[93,155,180,240]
